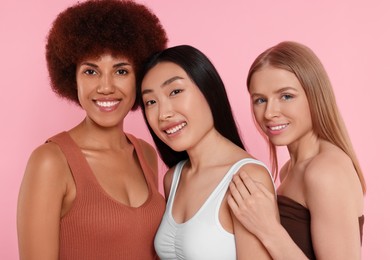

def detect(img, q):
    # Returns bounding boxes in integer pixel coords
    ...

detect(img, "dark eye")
[170,89,183,96]
[84,69,97,75]
[144,100,156,107]
[116,69,128,75]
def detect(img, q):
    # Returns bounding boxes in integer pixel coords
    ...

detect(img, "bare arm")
[230,164,275,259]
[228,171,308,260]
[305,154,363,259]
[17,143,69,260]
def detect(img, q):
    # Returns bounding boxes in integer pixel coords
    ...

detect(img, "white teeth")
[96,100,119,107]
[165,122,187,134]
[269,124,288,131]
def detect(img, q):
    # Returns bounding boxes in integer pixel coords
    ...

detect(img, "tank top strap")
[214,158,275,196]
[46,131,95,191]
[166,160,187,209]
[125,133,157,189]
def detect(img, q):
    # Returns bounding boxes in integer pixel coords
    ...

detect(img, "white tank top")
[154,158,273,260]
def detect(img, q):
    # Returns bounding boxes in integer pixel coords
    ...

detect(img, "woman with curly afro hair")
[17,1,168,259]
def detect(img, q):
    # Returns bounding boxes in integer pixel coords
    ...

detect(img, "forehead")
[249,67,302,94]
[78,52,132,64]
[142,62,189,88]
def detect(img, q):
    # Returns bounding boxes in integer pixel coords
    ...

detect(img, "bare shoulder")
[239,161,274,192]
[304,143,363,212]
[304,144,356,188]
[24,142,69,181]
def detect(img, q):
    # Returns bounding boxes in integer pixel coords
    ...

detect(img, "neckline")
[278,195,365,221]
[65,131,153,210]
[277,195,308,210]
[168,158,256,226]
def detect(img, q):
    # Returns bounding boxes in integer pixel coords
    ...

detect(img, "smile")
[268,124,288,131]
[95,100,120,108]
[164,122,187,135]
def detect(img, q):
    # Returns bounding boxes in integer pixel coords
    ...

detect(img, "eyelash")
[84,69,97,75]
[253,97,266,104]
[144,100,156,107]
[143,89,183,107]
[83,69,129,75]
[170,89,183,96]
[281,94,293,100]
[116,69,128,75]
[253,94,294,104]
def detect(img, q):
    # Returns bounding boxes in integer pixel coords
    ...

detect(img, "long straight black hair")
[137,45,245,168]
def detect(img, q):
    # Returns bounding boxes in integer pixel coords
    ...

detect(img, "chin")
[269,138,289,147]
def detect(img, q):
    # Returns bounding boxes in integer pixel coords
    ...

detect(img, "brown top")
[277,195,364,260]
[48,131,165,260]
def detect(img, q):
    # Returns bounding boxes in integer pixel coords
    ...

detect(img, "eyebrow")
[251,86,297,98]
[79,62,131,68]
[142,76,184,95]
[275,86,297,94]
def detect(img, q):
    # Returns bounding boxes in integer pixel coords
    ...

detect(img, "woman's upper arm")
[305,157,363,260]
[17,143,68,260]
[234,164,274,259]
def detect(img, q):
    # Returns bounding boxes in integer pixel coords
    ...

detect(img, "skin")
[228,66,364,259]
[17,53,158,260]
[141,61,276,259]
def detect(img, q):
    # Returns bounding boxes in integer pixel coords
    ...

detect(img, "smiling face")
[141,62,214,152]
[76,53,136,128]
[249,66,313,147]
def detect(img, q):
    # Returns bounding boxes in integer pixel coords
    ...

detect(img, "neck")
[70,117,128,150]
[287,131,320,167]
[186,129,239,172]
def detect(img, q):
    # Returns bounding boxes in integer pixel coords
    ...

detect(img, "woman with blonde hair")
[228,41,365,259]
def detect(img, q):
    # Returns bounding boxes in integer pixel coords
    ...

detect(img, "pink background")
[1,0,389,258]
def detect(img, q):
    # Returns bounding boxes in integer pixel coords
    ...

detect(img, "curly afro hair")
[46,0,168,109]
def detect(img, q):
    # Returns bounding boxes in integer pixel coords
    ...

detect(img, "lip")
[162,121,187,136]
[265,123,289,135]
[93,98,121,112]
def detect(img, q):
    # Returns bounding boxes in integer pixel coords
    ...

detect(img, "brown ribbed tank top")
[48,131,165,260]
[277,195,364,260]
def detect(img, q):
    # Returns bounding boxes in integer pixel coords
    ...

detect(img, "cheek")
[121,79,136,97]
[145,109,159,131]
[252,106,264,124]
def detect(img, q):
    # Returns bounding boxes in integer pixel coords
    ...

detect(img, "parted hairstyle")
[247,41,366,193]
[137,45,245,168]
[46,0,167,110]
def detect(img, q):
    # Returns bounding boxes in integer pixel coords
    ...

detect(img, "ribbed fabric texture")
[48,132,165,260]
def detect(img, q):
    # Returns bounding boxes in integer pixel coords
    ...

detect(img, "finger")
[231,173,251,199]
[252,180,276,201]
[238,171,260,195]
[227,194,239,213]
[228,182,244,204]
[239,171,275,200]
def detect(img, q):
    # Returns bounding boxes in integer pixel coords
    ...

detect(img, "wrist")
[257,222,286,253]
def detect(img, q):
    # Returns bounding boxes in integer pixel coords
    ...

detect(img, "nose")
[264,100,280,120]
[158,99,174,121]
[97,74,115,94]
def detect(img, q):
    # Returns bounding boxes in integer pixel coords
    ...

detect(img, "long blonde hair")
[247,41,366,193]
